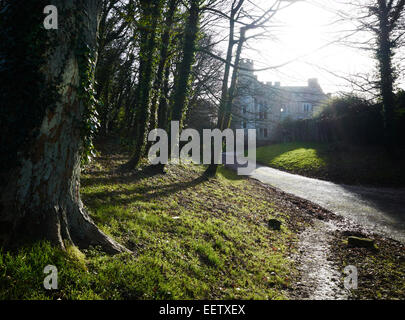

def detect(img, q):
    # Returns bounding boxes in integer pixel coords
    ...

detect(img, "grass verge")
[0,145,307,300]
[2,142,403,300]
[255,142,405,187]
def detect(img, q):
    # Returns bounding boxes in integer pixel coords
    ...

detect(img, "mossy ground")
[0,144,306,300]
[255,142,405,187]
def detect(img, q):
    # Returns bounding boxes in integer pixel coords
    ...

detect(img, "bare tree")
[336,0,405,148]
[203,0,298,176]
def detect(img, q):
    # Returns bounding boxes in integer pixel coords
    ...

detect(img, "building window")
[259,128,263,137]
[242,106,246,114]
[258,128,268,138]
[303,103,312,112]
[258,101,267,120]
[242,121,246,129]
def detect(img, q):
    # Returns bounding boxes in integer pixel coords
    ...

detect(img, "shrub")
[275,93,405,146]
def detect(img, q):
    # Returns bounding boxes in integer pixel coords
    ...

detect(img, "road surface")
[224,153,405,243]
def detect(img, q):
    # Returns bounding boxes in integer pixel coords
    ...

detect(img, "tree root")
[1,202,129,255]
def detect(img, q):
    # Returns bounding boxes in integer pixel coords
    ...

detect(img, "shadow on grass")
[82,164,169,188]
[88,174,208,202]
[82,165,210,225]
[217,166,245,181]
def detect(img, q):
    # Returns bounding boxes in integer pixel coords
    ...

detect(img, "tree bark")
[149,0,178,133]
[217,0,244,130]
[157,64,172,131]
[0,0,127,253]
[205,24,245,177]
[376,0,396,149]
[158,0,200,172]
[223,27,246,128]
[125,0,162,169]
[170,0,201,128]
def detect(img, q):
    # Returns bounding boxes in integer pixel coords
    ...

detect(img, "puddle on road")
[292,220,350,300]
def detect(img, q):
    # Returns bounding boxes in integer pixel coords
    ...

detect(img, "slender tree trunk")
[217,4,239,130]
[377,1,396,149]
[205,27,245,177]
[126,0,162,169]
[223,27,246,128]
[157,64,172,131]
[0,0,126,253]
[149,0,177,133]
[170,0,201,128]
[205,1,245,177]
[145,0,177,158]
[160,0,200,171]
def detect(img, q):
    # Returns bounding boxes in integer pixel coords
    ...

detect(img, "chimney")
[308,78,319,88]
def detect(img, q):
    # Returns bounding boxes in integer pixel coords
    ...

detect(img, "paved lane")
[225,153,405,243]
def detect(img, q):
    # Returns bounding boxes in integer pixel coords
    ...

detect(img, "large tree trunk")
[0,0,126,253]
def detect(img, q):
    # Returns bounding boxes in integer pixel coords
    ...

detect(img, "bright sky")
[237,0,404,95]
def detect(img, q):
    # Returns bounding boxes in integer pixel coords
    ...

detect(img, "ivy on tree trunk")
[0,0,126,253]
[126,0,163,170]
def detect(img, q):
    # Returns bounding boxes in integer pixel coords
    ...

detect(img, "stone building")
[232,59,329,141]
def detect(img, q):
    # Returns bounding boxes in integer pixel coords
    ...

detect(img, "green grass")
[255,142,405,187]
[256,142,327,172]
[0,153,299,300]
